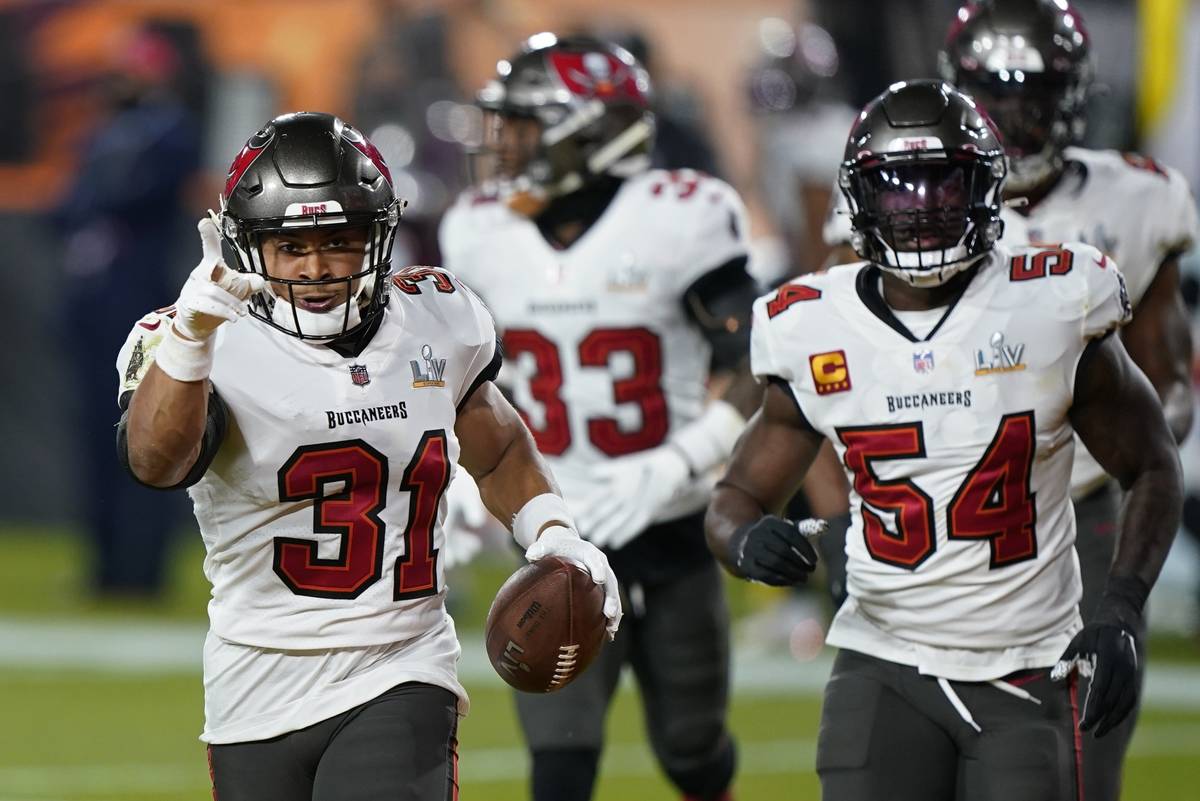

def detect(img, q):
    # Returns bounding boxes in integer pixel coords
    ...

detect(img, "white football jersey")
[118,267,497,649]
[440,170,750,523]
[822,148,1199,495]
[751,242,1132,680]
[116,267,498,739]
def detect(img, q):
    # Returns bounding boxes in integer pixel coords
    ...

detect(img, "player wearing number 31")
[706,81,1182,801]
[114,111,619,801]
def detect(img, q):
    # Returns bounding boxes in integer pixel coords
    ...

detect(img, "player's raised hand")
[575,446,691,550]
[729,516,825,586]
[173,215,266,342]
[526,526,622,640]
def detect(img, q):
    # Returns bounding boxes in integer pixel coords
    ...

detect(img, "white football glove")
[525,526,623,640]
[174,215,265,342]
[575,445,690,550]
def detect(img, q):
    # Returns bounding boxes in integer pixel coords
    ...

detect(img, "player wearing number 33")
[113,111,620,801]
[706,81,1182,801]
[440,35,765,801]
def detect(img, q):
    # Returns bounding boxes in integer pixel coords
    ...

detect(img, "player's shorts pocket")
[815,661,883,771]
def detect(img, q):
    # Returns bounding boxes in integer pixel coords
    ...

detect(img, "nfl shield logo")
[349,364,371,387]
[913,350,934,374]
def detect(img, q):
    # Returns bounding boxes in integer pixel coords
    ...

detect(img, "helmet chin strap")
[270,295,363,338]
[268,271,373,339]
[878,250,988,288]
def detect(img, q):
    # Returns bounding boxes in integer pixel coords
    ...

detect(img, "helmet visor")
[852,161,978,252]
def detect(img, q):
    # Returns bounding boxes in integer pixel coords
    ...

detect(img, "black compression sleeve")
[683,256,759,371]
[116,387,229,491]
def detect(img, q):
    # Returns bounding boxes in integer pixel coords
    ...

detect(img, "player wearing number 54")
[705,81,1181,801]
[114,111,620,801]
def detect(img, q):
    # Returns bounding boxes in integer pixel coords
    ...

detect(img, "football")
[484,556,607,693]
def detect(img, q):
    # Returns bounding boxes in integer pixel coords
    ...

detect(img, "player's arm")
[1058,332,1183,735]
[1071,332,1182,596]
[456,380,622,636]
[456,382,562,528]
[123,369,212,487]
[683,255,762,416]
[120,217,262,488]
[705,380,827,585]
[1119,254,1194,442]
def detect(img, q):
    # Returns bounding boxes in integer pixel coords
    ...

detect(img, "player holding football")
[115,111,620,801]
[708,81,1182,800]
[440,35,759,801]
[818,2,1199,796]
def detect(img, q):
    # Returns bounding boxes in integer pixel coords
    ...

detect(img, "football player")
[439,35,762,801]
[818,2,1199,796]
[707,81,1182,800]
[941,5,1198,793]
[114,112,620,801]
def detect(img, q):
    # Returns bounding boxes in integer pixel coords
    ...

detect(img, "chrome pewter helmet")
[220,112,402,340]
[839,80,1007,287]
[940,0,1092,193]
[478,33,654,214]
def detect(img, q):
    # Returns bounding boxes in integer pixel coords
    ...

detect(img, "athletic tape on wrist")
[154,324,216,382]
[513,493,575,549]
[669,400,745,476]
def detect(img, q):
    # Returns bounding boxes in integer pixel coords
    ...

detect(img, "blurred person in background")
[819,2,1198,796]
[353,3,465,265]
[709,79,1180,801]
[747,19,857,280]
[741,19,856,643]
[52,23,202,598]
[603,28,723,177]
[441,34,762,801]
[113,111,619,801]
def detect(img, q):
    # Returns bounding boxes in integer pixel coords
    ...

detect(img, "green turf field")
[1,529,1197,800]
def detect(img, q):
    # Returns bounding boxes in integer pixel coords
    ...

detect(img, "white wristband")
[513,493,575,549]
[669,400,746,476]
[154,324,216,382]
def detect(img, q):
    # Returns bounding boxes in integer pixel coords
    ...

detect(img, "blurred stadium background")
[1,1,1199,799]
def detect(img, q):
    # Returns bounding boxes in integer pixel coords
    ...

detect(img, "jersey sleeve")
[451,273,503,410]
[1154,164,1199,261]
[1077,244,1134,339]
[749,293,791,383]
[114,308,176,406]
[670,174,751,295]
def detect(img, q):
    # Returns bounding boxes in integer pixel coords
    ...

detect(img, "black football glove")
[729,516,825,586]
[1052,576,1148,738]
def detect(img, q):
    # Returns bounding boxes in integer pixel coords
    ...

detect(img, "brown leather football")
[485,556,607,693]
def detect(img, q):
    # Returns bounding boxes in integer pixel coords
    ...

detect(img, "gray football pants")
[516,559,735,798]
[206,682,459,801]
[1073,480,1143,801]
[821,481,1137,800]
[817,649,1082,801]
